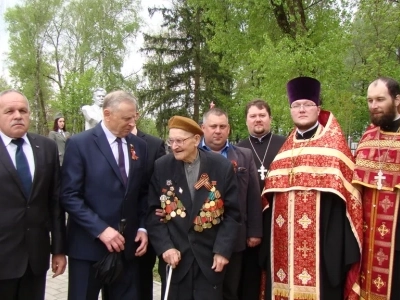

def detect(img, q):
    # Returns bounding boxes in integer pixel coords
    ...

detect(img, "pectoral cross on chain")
[289,169,294,185]
[374,170,386,190]
[258,165,267,180]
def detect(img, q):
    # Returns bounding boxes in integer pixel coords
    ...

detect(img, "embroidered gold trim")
[355,159,400,172]
[358,140,400,148]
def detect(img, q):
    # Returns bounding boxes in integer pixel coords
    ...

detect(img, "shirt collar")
[380,116,400,132]
[249,131,271,143]
[0,131,30,147]
[184,151,200,167]
[296,122,319,136]
[101,122,127,145]
[200,139,230,157]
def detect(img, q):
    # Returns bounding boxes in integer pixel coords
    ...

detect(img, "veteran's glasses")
[167,135,194,147]
[290,103,317,111]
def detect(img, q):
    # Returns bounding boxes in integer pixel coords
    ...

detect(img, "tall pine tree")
[139,0,233,137]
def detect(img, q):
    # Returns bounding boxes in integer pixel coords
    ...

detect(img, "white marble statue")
[81,88,106,130]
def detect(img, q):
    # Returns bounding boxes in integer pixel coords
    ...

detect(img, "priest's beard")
[370,102,397,127]
[252,125,268,137]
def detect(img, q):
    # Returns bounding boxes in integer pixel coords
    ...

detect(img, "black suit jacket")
[136,129,166,182]
[61,123,148,261]
[136,129,166,244]
[146,149,241,285]
[227,145,262,252]
[0,133,66,280]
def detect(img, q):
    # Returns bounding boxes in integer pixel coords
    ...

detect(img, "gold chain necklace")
[375,126,400,190]
[289,132,316,185]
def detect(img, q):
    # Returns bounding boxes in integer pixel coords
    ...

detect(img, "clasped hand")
[99,227,125,252]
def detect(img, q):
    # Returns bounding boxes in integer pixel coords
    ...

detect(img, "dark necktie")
[11,138,32,197]
[115,138,128,186]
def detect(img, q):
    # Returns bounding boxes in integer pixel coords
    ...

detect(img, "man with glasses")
[260,77,363,300]
[146,116,241,300]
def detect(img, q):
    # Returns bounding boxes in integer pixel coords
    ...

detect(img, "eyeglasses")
[290,104,317,111]
[167,135,194,147]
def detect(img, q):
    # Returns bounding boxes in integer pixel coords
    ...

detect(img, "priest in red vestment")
[260,77,363,300]
[353,77,400,300]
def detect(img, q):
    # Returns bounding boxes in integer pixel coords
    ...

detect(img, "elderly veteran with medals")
[260,77,363,300]
[146,116,241,300]
[352,77,400,300]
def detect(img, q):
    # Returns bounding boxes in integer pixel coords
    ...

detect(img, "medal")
[159,182,187,222]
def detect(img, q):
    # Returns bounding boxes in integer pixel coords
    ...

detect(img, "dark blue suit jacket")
[60,123,148,261]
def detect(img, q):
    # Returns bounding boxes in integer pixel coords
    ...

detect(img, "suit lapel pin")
[231,160,237,173]
[35,145,39,148]
[130,144,138,160]
[179,187,183,194]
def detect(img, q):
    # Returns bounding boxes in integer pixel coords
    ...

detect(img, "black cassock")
[237,133,285,300]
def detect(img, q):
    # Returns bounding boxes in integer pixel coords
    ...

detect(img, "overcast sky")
[0,0,171,79]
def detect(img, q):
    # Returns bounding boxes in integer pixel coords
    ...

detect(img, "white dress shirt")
[101,122,129,176]
[100,122,146,233]
[0,131,35,181]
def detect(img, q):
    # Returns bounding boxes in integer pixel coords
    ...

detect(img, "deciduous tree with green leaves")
[189,0,369,139]
[0,76,12,91]
[5,0,61,134]
[5,0,141,133]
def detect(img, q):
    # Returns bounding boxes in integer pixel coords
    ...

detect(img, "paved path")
[45,268,162,300]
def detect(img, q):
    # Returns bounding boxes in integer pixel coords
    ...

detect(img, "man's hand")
[211,254,229,272]
[155,208,166,222]
[51,254,67,278]
[162,248,181,268]
[247,237,261,248]
[99,227,125,252]
[135,230,148,257]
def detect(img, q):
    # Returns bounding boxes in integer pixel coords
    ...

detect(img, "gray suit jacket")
[48,130,71,165]
[227,145,262,252]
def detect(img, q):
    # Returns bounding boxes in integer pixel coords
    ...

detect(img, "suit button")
[27,206,30,209]
[27,228,30,231]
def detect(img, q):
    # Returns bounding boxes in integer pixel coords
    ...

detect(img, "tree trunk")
[193,7,202,123]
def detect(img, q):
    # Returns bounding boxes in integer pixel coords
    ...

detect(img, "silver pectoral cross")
[374,170,386,190]
[258,165,267,180]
